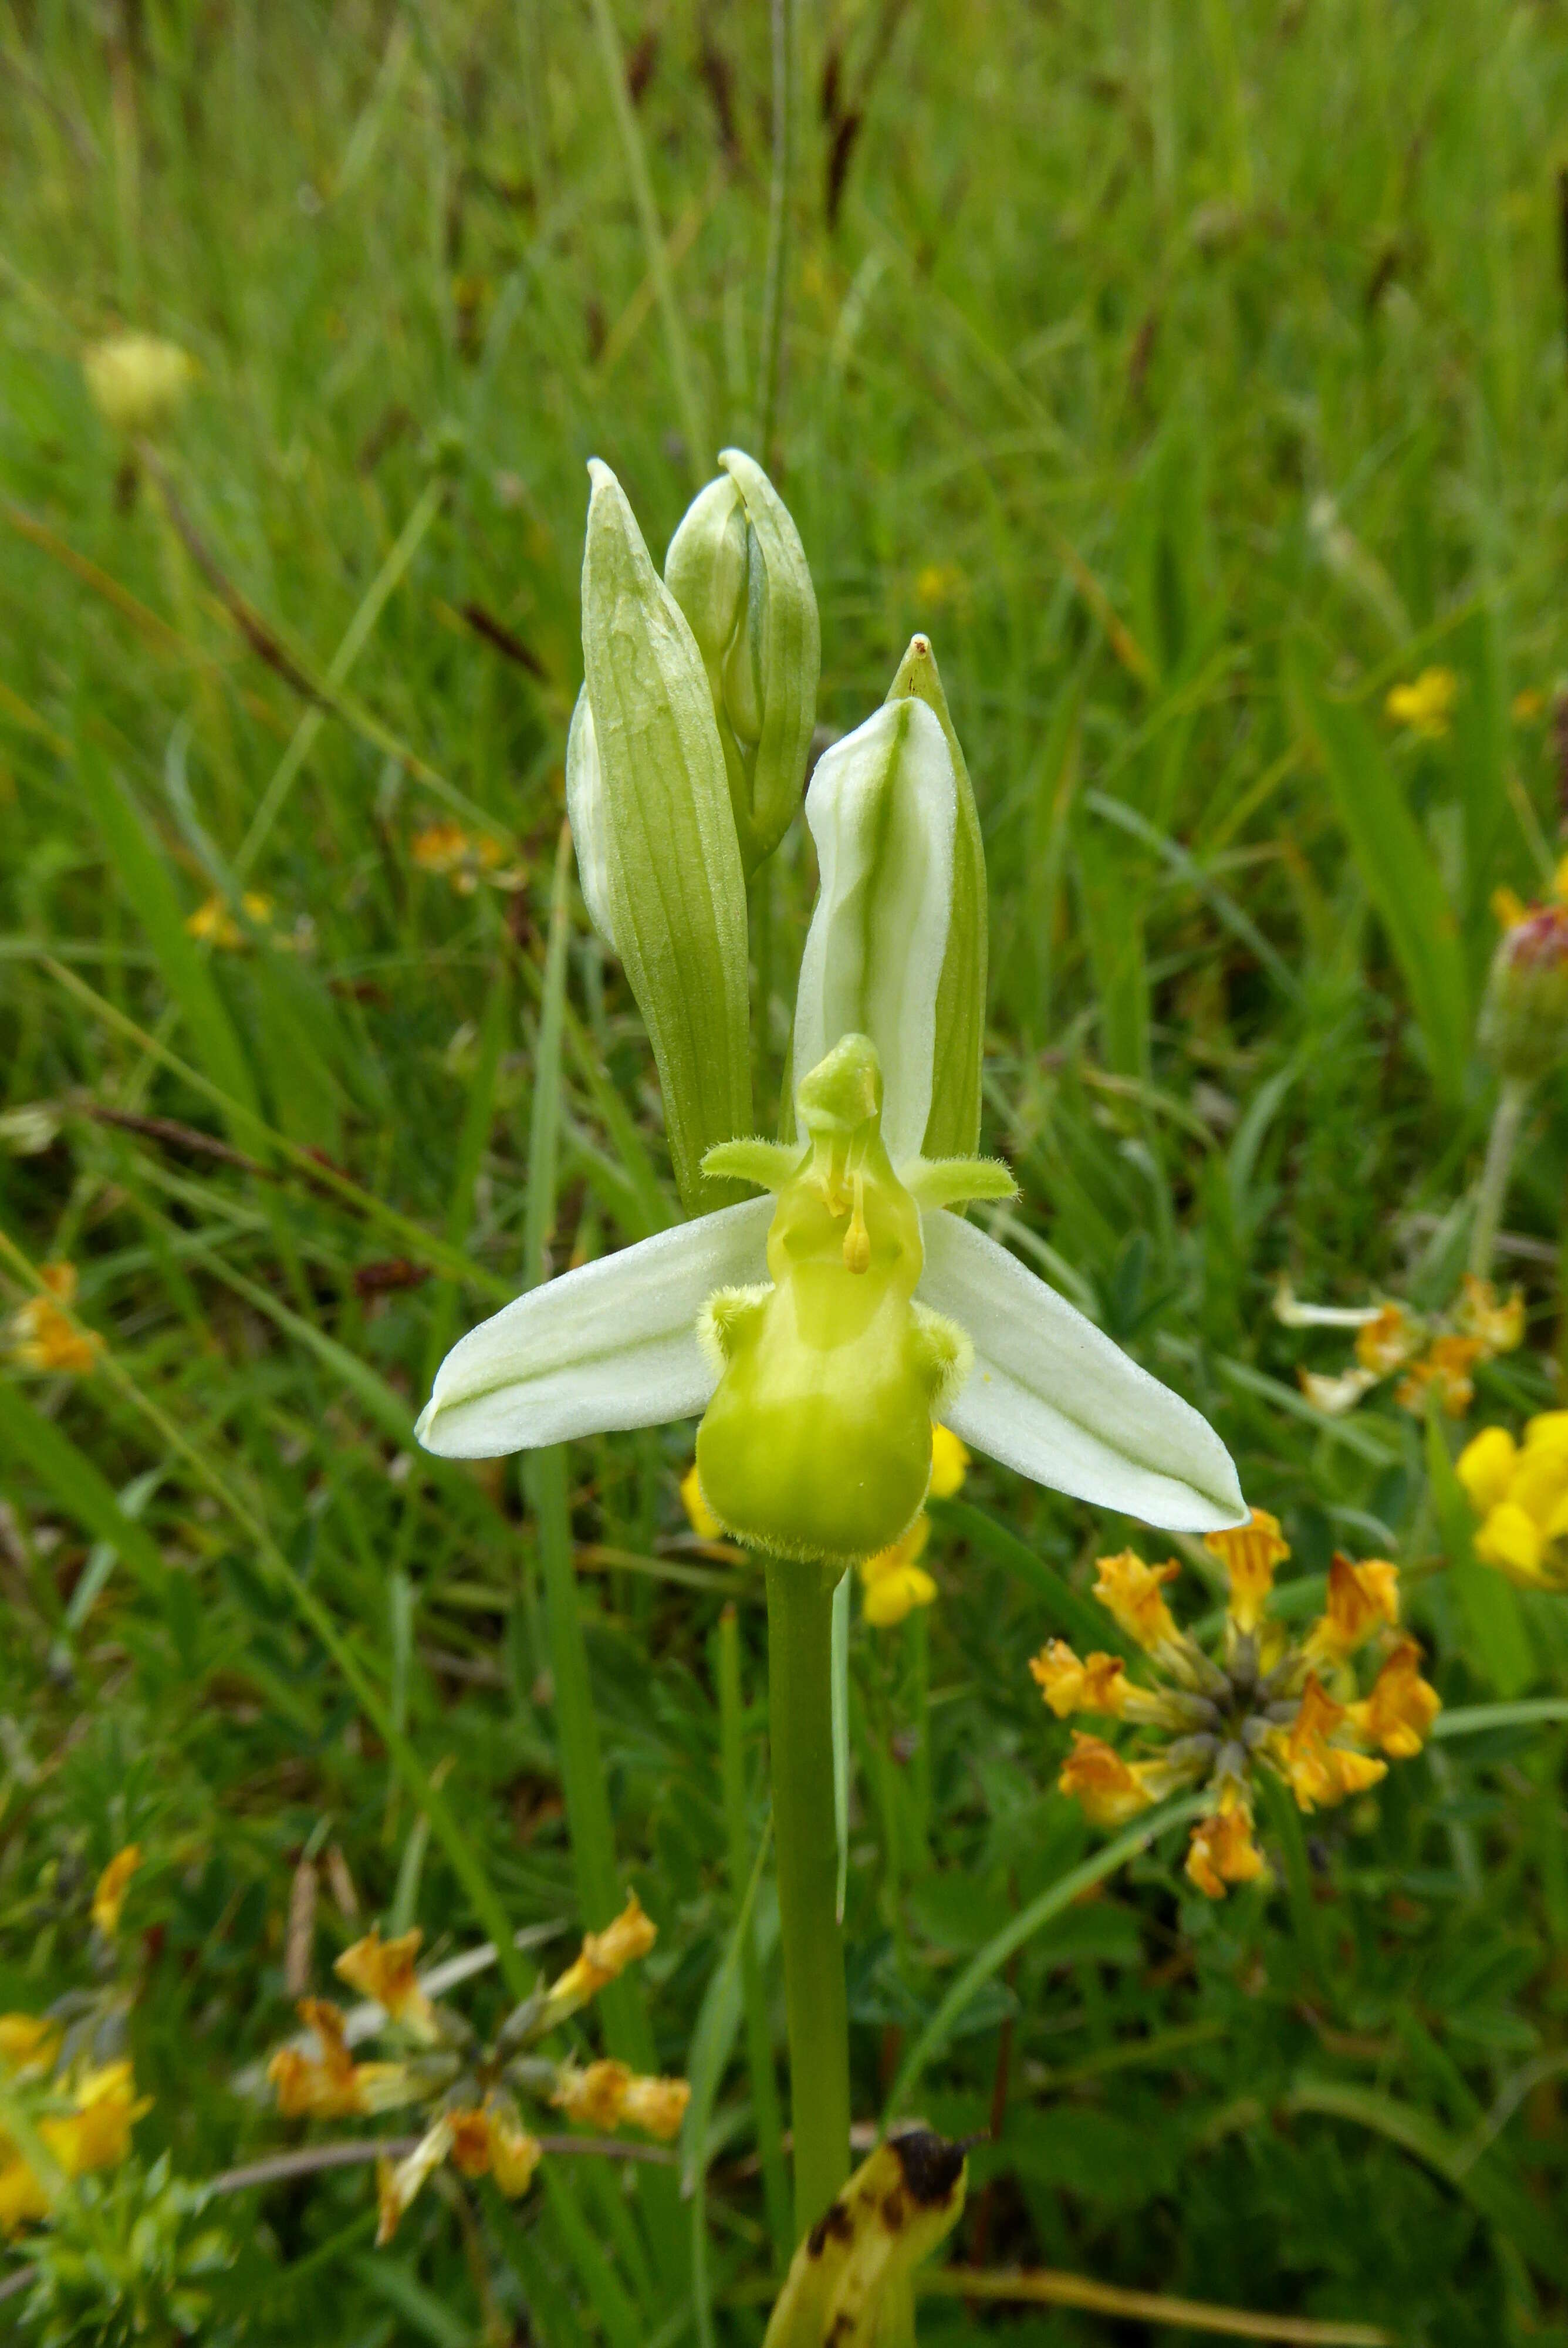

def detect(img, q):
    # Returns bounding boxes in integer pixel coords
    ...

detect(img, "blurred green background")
[2,1,1568,2340]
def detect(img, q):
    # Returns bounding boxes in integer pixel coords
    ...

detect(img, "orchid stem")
[765,1553,851,2240]
[1468,1077,1529,1281]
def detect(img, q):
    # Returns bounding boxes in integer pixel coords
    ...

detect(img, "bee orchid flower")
[418,672,1243,1557]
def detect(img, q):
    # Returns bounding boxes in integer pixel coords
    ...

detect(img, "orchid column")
[416,455,1246,2245]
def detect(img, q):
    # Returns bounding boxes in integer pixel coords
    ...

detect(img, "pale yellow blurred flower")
[9,1263,99,1376]
[83,333,195,437]
[91,1845,142,1937]
[1385,667,1457,739]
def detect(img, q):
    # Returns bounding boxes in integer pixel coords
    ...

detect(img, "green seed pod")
[1478,901,1568,1084]
[577,458,752,1215]
[885,634,987,1160]
[664,447,820,875]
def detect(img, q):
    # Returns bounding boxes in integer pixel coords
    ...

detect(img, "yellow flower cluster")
[410,822,523,895]
[0,2021,150,2233]
[185,891,275,949]
[90,1846,142,1938]
[1291,1276,1523,1421]
[266,1894,684,2244]
[8,1263,101,1377]
[1458,1413,1568,1590]
[1035,1510,1439,1900]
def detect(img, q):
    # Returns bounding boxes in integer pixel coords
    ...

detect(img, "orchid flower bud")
[576,459,752,1214]
[884,635,987,1160]
[664,448,820,875]
[1479,893,1568,1084]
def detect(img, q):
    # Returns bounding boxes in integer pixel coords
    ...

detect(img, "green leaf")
[1294,662,1470,1108]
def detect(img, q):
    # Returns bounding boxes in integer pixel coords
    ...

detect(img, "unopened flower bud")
[83,333,195,438]
[576,459,752,1213]
[1479,900,1568,1082]
[664,448,819,875]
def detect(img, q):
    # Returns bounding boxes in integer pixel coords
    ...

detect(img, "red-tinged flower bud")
[1479,900,1568,1082]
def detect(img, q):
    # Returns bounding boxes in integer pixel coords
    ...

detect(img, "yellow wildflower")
[927,1423,968,1499]
[1347,1639,1441,1758]
[42,2063,150,2177]
[913,562,965,612]
[0,2017,60,2075]
[1206,1507,1290,1634]
[1302,1553,1400,1664]
[486,2109,543,2196]
[859,1515,937,1628]
[448,2108,496,2176]
[1353,1302,1421,1377]
[1456,1425,1517,1515]
[620,2074,691,2140]
[91,1845,142,1937]
[410,822,513,894]
[1029,1639,1130,1719]
[539,1894,657,2029]
[1452,1274,1524,1357]
[185,891,273,948]
[1057,1732,1157,1827]
[9,1263,100,1375]
[1091,1551,1181,1654]
[552,2059,631,2129]
[1278,1676,1387,1813]
[268,1999,415,2119]
[1385,667,1457,739]
[83,333,195,437]
[1185,1800,1266,1901]
[1459,1415,1568,1590]
[376,2118,454,2246]
[1395,1334,1482,1418]
[679,1462,723,1541]
[1300,1365,1380,1415]
[334,1926,436,2039]
[0,2154,49,2233]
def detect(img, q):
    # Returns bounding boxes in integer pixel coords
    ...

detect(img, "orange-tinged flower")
[552,2059,631,2129]
[540,1894,657,2026]
[1028,1639,1130,1718]
[1452,1274,1525,1358]
[620,2074,691,2140]
[448,2107,495,2177]
[1354,1303,1421,1377]
[1206,1507,1289,1634]
[1303,1554,1400,1664]
[1279,1675,1387,1812]
[1348,1639,1441,1758]
[1092,1551,1180,1653]
[268,1999,416,2118]
[1185,1803,1266,1900]
[1057,1732,1157,1827]
[486,2110,542,2197]
[0,2016,61,2074]
[1395,1335,1482,1417]
[9,1263,100,1375]
[411,822,512,894]
[91,1845,142,1938]
[334,1926,436,2038]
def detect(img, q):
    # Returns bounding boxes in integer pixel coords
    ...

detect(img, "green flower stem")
[1469,1075,1529,1280]
[765,1552,851,2240]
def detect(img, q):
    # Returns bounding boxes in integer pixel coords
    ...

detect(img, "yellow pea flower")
[1385,667,1457,739]
[90,1845,142,1937]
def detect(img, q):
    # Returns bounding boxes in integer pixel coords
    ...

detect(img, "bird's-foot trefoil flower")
[1278,1274,1522,1421]
[264,1894,687,2244]
[1036,1509,1439,1897]
[1458,1412,1568,1590]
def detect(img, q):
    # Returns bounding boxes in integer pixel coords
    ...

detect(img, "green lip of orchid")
[417,683,1245,1549]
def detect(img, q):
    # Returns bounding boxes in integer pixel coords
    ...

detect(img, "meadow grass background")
[3,0,1568,2339]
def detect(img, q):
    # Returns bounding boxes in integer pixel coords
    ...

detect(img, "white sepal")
[565,687,617,952]
[917,1211,1247,1533]
[417,1199,773,1458]
[792,698,957,1166]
